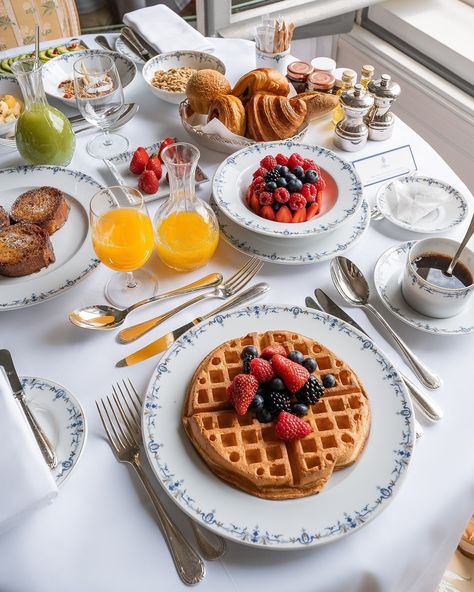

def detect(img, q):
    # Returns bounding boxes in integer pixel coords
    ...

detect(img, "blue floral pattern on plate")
[142,304,414,549]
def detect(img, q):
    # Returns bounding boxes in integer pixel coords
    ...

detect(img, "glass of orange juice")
[90,185,157,307]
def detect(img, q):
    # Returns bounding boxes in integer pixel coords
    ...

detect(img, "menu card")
[352,145,417,187]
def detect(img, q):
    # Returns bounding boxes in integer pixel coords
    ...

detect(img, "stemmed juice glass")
[90,186,157,307]
[73,54,128,158]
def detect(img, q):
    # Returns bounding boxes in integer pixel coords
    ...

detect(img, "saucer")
[374,241,474,335]
[376,176,468,234]
[211,197,369,265]
[21,377,87,485]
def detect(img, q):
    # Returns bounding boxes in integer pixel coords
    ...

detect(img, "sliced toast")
[0,222,55,277]
[0,206,10,229]
[10,186,70,234]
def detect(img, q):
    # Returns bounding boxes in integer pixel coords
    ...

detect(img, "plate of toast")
[142,304,414,549]
[0,165,102,310]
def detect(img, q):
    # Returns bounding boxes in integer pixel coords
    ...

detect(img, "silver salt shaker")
[365,74,401,141]
[334,84,374,152]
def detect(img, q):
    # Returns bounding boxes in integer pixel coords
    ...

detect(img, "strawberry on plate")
[158,136,175,162]
[146,153,163,180]
[129,146,149,174]
[139,169,159,194]
[272,354,309,393]
[275,411,312,440]
[232,374,259,415]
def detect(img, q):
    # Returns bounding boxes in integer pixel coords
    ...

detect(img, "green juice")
[15,103,76,165]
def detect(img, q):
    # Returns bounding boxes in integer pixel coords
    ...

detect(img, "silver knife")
[0,350,58,468]
[120,26,154,61]
[117,282,270,367]
[310,290,443,422]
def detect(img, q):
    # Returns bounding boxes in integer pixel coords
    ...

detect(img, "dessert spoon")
[445,213,474,276]
[330,256,442,390]
[69,273,222,330]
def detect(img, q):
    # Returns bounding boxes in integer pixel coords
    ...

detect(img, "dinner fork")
[117,257,264,344]
[96,382,206,585]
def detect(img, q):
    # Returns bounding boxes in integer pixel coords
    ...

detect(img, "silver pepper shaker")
[334,84,374,152]
[364,74,401,141]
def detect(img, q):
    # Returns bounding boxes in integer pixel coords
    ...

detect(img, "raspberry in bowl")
[212,140,363,239]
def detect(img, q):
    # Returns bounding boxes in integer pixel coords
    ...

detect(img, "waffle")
[183,331,371,500]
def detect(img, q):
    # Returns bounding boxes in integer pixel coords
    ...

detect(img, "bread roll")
[185,69,231,114]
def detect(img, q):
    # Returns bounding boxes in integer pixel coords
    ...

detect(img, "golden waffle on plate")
[183,331,371,500]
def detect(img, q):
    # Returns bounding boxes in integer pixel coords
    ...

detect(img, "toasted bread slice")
[10,186,70,234]
[0,222,55,277]
[0,206,9,229]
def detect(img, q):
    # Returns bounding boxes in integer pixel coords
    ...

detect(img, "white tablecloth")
[0,36,473,592]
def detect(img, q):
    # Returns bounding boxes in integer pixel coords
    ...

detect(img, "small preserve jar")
[286,61,313,94]
[307,71,335,93]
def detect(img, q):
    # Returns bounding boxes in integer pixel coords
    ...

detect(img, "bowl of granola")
[142,51,225,105]
[42,49,137,107]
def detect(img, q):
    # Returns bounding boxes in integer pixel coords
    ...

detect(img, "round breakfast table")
[0,35,473,592]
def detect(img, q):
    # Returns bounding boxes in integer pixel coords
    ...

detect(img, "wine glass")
[73,54,128,158]
[90,186,158,307]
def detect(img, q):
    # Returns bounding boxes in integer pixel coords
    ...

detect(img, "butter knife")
[0,350,58,468]
[117,282,270,367]
[120,26,155,61]
[310,290,443,422]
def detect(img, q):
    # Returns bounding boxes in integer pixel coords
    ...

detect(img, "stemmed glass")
[90,186,158,307]
[73,54,128,158]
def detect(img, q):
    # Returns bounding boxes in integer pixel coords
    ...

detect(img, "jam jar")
[307,71,335,93]
[286,61,313,94]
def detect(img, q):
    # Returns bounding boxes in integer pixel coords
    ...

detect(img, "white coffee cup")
[255,47,290,74]
[401,238,474,318]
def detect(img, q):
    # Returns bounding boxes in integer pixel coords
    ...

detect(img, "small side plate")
[21,376,87,486]
[107,139,209,203]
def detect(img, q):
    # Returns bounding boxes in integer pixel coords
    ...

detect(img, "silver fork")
[96,382,206,586]
[117,257,264,344]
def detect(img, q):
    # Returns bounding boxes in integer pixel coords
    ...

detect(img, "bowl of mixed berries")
[212,140,363,239]
[247,152,324,225]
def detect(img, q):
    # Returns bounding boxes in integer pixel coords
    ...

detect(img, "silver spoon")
[94,35,115,52]
[445,213,474,276]
[330,256,442,390]
[69,273,223,330]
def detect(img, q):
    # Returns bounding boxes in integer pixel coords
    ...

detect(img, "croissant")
[232,68,289,103]
[295,91,339,121]
[246,93,307,142]
[207,94,246,136]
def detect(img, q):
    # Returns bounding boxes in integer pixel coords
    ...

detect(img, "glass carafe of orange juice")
[154,142,219,272]
[12,58,75,165]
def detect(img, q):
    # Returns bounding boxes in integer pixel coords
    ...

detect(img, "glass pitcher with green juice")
[12,59,75,165]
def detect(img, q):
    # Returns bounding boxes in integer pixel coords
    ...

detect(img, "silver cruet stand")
[364,74,401,141]
[334,83,374,152]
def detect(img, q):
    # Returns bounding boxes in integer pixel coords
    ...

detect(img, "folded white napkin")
[123,5,214,54]
[0,369,57,534]
[388,179,449,224]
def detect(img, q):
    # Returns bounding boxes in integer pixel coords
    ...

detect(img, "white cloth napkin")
[388,179,449,224]
[123,5,214,54]
[0,369,57,534]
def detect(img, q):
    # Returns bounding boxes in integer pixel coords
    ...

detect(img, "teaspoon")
[69,273,223,330]
[446,213,474,276]
[94,35,115,52]
[330,256,442,390]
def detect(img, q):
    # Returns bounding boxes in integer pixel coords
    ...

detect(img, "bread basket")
[179,99,309,154]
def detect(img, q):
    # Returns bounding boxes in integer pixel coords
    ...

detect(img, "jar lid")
[287,61,313,78]
[307,70,335,89]
[361,64,374,77]
[310,56,336,73]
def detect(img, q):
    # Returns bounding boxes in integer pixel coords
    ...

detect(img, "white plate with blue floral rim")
[0,165,102,311]
[374,241,474,335]
[21,376,87,486]
[211,195,369,265]
[376,176,469,234]
[142,304,414,549]
[115,36,143,64]
[212,140,363,240]
[42,49,137,108]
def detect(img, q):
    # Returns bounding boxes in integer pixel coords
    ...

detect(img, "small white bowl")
[142,50,226,105]
[0,75,22,136]
[42,49,137,107]
[402,238,474,318]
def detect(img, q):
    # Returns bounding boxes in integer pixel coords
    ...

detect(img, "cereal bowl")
[142,51,226,105]
[42,49,137,107]
[0,75,22,136]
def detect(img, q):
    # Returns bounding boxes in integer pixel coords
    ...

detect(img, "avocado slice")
[1,58,12,73]
[39,50,49,61]
[46,48,58,58]
[56,45,68,54]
